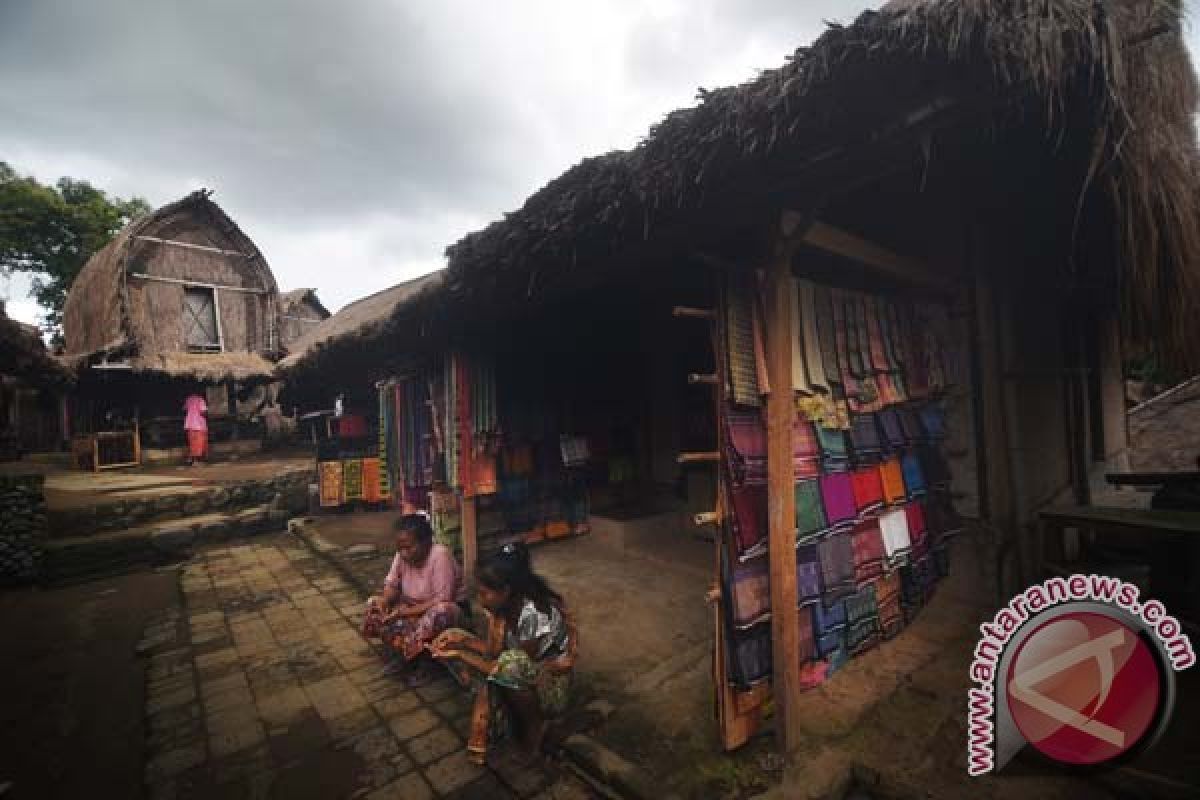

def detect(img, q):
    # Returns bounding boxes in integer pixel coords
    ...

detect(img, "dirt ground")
[0,569,178,800]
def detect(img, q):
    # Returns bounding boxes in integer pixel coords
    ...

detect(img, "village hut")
[279,288,330,350]
[62,189,284,465]
[282,0,1200,756]
[0,304,72,458]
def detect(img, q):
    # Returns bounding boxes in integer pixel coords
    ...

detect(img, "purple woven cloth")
[819,472,857,530]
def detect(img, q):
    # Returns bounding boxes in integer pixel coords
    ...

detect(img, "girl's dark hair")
[394,513,434,544]
[477,542,562,611]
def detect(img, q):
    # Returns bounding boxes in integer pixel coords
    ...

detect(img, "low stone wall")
[50,467,313,538]
[0,474,47,583]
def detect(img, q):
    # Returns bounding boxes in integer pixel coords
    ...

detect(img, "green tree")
[0,161,150,341]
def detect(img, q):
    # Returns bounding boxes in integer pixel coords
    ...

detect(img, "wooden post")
[461,495,478,588]
[764,229,802,755]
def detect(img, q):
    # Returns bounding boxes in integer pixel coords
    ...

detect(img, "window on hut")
[183,286,221,352]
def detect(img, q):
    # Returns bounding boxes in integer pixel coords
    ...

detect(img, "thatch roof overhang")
[428,0,1200,369]
[0,312,73,387]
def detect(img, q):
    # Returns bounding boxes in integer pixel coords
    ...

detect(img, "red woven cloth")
[850,467,884,516]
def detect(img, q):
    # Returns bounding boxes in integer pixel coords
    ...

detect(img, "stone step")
[47,469,311,540]
[42,505,291,584]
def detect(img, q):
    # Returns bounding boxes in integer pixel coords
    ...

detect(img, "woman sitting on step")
[362,514,464,686]
[429,542,576,765]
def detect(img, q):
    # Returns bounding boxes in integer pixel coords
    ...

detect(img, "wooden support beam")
[764,228,802,755]
[672,306,716,321]
[677,451,720,465]
[461,495,478,589]
[802,221,939,286]
[693,511,719,526]
[688,373,718,385]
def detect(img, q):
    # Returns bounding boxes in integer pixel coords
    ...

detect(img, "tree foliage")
[0,161,150,340]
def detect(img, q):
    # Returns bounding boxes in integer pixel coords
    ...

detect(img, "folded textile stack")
[726,410,767,486]
[726,555,770,628]
[851,519,887,585]
[728,484,768,558]
[796,544,823,606]
[875,571,904,638]
[919,403,946,440]
[905,501,929,560]
[933,542,951,578]
[793,418,821,480]
[879,508,912,568]
[900,452,926,499]
[851,467,885,517]
[814,598,847,658]
[795,479,828,545]
[917,445,951,489]
[797,604,817,664]
[815,425,851,472]
[818,530,855,602]
[845,583,881,655]
[878,407,906,452]
[879,458,906,506]
[900,561,924,622]
[819,472,857,531]
[898,407,924,444]
[849,413,884,465]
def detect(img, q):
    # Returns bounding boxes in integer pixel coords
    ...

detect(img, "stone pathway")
[140,534,596,800]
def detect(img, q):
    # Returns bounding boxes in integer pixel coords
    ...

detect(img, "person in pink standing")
[183,391,208,466]
[362,514,464,685]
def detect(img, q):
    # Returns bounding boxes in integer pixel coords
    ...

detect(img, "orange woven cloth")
[879,458,906,505]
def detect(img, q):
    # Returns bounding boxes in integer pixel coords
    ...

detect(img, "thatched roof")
[62,189,280,376]
[281,288,330,320]
[0,306,72,386]
[127,352,277,383]
[432,0,1200,369]
[277,271,444,372]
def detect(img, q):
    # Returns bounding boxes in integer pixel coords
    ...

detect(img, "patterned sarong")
[319,461,343,507]
[795,479,828,545]
[879,459,906,506]
[725,410,767,487]
[796,544,823,606]
[726,555,770,628]
[729,484,768,557]
[817,531,855,602]
[363,597,461,661]
[845,583,881,655]
[850,467,885,517]
[818,472,857,531]
[793,418,821,480]
[797,604,817,665]
[343,459,364,502]
[849,414,883,465]
[797,279,828,392]
[875,572,904,638]
[878,408,906,452]
[725,273,762,408]
[851,519,887,585]
[879,508,912,567]
[728,623,772,688]
[901,452,926,498]
[815,425,850,472]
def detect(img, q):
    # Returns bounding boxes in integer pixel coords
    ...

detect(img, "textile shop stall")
[693,268,965,749]
[320,354,592,562]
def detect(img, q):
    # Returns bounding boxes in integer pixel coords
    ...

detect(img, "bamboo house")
[281,0,1200,753]
[62,190,284,466]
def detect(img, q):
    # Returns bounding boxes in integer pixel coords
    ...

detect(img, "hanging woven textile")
[343,459,364,502]
[724,271,762,408]
[319,461,343,508]
[376,384,393,502]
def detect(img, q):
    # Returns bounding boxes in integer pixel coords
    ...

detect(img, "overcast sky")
[2,0,1197,328]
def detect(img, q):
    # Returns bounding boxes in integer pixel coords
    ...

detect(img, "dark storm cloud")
[0,0,529,224]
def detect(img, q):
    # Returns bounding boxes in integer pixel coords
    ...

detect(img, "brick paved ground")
[141,533,596,800]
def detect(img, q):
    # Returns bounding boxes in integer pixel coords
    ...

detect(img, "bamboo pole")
[764,231,802,755]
